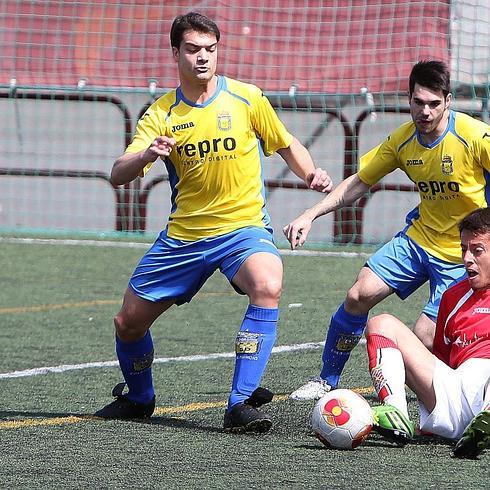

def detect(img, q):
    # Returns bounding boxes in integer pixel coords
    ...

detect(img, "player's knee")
[344,283,379,315]
[344,284,371,313]
[114,313,147,342]
[249,277,282,303]
[365,313,396,336]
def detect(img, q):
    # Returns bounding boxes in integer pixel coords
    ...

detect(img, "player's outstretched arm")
[283,174,369,249]
[111,136,175,186]
[277,136,333,193]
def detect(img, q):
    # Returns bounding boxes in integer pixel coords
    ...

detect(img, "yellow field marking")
[0,391,375,430]
[154,394,290,416]
[0,300,120,315]
[155,400,227,415]
[0,415,89,429]
[355,387,375,395]
[0,292,234,315]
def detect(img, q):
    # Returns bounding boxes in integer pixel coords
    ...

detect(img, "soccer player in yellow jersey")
[94,12,332,431]
[284,60,490,401]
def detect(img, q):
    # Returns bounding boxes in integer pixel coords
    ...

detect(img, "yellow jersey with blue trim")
[125,75,293,241]
[358,111,490,263]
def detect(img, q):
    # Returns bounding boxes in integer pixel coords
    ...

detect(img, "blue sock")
[320,303,367,388]
[228,305,278,410]
[116,331,155,404]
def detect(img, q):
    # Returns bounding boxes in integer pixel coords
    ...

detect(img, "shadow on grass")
[296,430,453,452]
[0,410,85,418]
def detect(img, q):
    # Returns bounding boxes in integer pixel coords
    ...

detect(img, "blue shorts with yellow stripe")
[129,226,280,305]
[366,231,467,321]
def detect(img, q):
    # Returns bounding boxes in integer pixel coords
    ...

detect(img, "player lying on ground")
[367,207,490,459]
[283,60,490,402]
[94,12,332,433]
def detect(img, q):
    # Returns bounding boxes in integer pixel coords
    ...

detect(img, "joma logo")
[172,122,195,132]
[407,159,423,166]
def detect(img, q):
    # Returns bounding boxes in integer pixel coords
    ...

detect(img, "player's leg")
[366,313,435,444]
[228,251,282,402]
[218,228,282,432]
[367,313,437,410]
[289,268,392,401]
[413,255,466,351]
[95,231,208,419]
[319,266,391,386]
[412,313,436,351]
[290,233,428,401]
[453,365,490,459]
[95,289,173,419]
[114,288,174,403]
[290,267,391,400]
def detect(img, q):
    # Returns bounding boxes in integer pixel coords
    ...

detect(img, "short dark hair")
[170,12,220,49]
[459,207,490,235]
[409,60,451,98]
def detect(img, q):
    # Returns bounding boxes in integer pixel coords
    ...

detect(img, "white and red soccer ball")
[310,389,374,450]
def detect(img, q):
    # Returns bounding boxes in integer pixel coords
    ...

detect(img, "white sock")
[370,347,409,418]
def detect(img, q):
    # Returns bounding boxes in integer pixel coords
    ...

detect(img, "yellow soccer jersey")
[358,111,490,263]
[126,75,293,240]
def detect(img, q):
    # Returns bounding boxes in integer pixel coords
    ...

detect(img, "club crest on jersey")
[441,155,454,175]
[217,112,232,131]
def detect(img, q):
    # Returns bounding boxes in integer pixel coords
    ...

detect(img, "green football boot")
[453,410,490,459]
[372,404,415,447]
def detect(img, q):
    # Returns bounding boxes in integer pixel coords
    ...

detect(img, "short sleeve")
[249,87,293,156]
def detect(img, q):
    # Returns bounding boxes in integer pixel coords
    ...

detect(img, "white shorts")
[419,358,490,440]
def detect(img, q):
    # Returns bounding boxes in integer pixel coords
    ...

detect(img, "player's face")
[409,83,451,144]
[461,229,490,290]
[173,30,218,85]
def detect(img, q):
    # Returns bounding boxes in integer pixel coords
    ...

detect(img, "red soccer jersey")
[433,279,490,368]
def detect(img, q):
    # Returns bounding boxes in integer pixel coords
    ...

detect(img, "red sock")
[367,333,397,370]
[367,333,406,409]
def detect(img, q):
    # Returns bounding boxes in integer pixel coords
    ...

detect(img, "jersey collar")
[176,75,224,108]
[416,110,455,149]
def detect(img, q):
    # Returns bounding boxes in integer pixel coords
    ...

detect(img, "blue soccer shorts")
[366,231,467,320]
[129,226,281,305]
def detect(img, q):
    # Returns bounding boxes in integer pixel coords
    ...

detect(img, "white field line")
[0,339,365,380]
[0,236,372,258]
[1,237,369,379]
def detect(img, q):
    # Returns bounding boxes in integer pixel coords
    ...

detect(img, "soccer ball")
[310,389,374,450]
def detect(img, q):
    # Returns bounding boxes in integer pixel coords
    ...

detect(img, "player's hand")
[145,136,176,161]
[306,168,333,193]
[283,213,314,250]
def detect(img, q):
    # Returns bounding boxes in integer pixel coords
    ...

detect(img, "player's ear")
[172,46,179,62]
[445,92,452,108]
